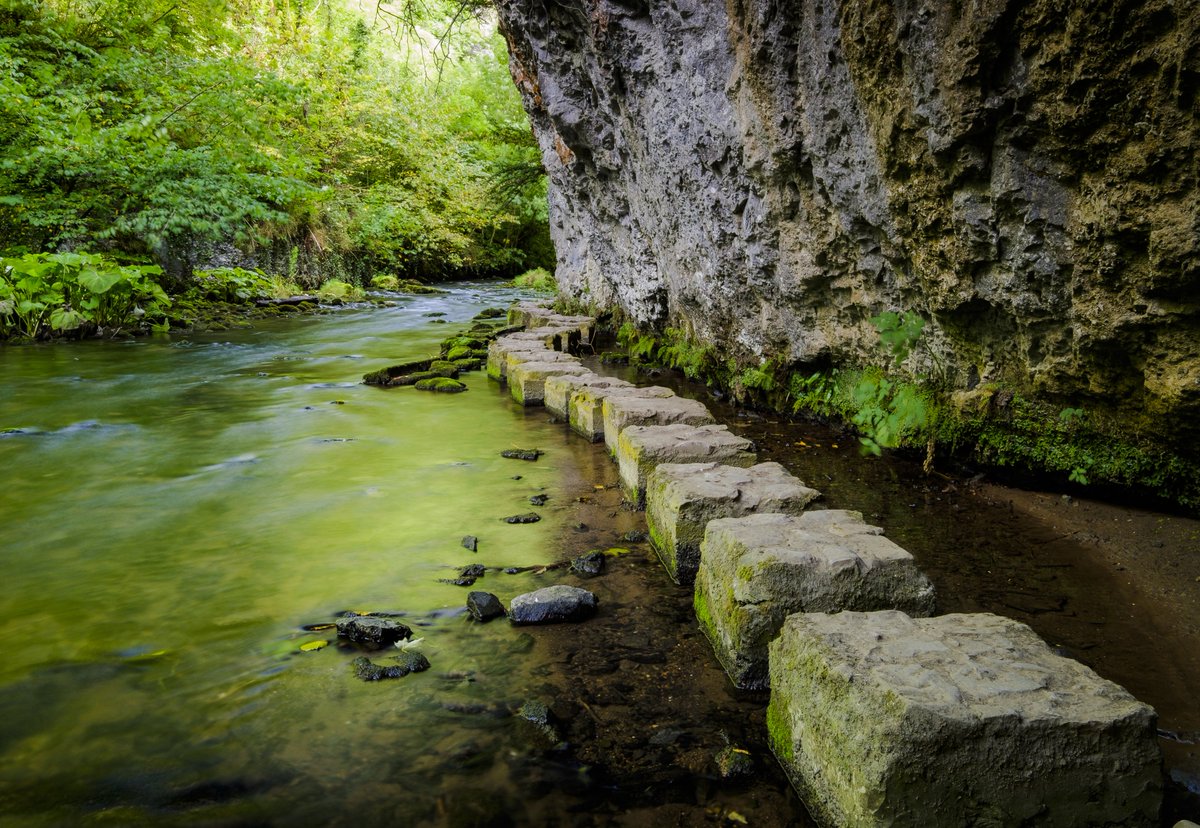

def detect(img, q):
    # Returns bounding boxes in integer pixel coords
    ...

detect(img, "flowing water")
[0,283,626,826]
[2,282,1197,826]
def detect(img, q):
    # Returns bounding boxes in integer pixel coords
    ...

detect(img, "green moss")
[446,345,473,361]
[413,377,467,393]
[510,267,555,292]
[693,587,717,643]
[765,695,795,766]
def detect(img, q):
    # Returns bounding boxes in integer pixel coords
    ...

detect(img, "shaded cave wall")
[496,0,1199,441]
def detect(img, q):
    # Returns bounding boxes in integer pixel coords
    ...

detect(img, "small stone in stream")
[570,551,606,577]
[516,699,563,746]
[432,319,447,324]
[622,530,648,543]
[508,585,598,625]
[501,448,543,461]
[509,633,536,653]
[336,615,412,647]
[424,312,446,317]
[466,591,505,622]
[572,522,589,531]
[504,512,541,524]
[715,745,755,778]
[474,307,506,319]
[461,535,478,552]
[461,564,486,578]
[442,576,477,587]
[352,652,430,681]
[511,475,523,480]
[529,493,549,506]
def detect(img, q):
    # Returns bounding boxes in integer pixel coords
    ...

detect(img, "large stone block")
[601,393,714,455]
[509,360,590,406]
[486,336,553,381]
[695,511,935,689]
[504,347,578,384]
[544,372,633,419]
[767,610,1162,828]
[646,462,820,585]
[569,385,675,443]
[617,424,757,507]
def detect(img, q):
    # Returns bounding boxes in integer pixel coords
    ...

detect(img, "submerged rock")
[516,699,563,746]
[460,564,486,579]
[466,591,505,622]
[528,493,549,506]
[715,745,755,778]
[352,653,430,681]
[569,551,606,577]
[501,448,543,461]
[504,512,541,524]
[336,615,412,647]
[461,535,479,552]
[508,585,598,625]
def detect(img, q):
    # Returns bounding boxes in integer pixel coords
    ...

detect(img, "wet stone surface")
[335,615,413,647]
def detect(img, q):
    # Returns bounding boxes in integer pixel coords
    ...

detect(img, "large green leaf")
[77,267,125,294]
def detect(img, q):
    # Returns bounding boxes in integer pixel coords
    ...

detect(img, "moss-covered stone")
[414,377,467,393]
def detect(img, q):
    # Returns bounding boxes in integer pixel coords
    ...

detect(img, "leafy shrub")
[510,268,556,292]
[0,252,169,338]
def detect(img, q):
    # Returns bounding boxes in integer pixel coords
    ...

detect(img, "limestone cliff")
[496,0,1199,446]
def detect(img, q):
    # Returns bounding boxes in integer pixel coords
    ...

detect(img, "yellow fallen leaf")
[593,484,606,490]
[299,640,328,652]
[831,444,839,448]
[727,812,748,825]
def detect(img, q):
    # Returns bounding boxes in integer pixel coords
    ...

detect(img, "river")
[1,281,1196,826]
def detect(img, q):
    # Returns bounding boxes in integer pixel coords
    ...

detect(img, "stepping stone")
[646,462,821,585]
[569,384,675,443]
[544,372,633,419]
[487,337,552,381]
[602,393,714,455]
[505,348,578,384]
[508,585,598,624]
[617,424,757,506]
[767,610,1162,828]
[694,510,935,689]
[509,360,590,406]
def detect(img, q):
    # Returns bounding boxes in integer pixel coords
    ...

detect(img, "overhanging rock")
[616,424,757,507]
[695,510,935,689]
[646,461,820,585]
[767,610,1162,828]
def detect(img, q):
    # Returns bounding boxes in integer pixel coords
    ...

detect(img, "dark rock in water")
[461,535,479,552]
[255,295,319,307]
[501,448,543,461]
[352,652,430,681]
[442,576,477,587]
[599,351,630,365]
[504,512,542,524]
[516,699,563,746]
[460,564,486,578]
[509,633,536,653]
[432,319,448,324]
[528,493,549,506]
[424,312,447,317]
[336,615,412,647]
[570,551,606,577]
[474,307,506,320]
[511,475,523,481]
[466,591,506,622]
[715,745,755,778]
[622,530,648,543]
[508,585,598,625]
[414,377,467,393]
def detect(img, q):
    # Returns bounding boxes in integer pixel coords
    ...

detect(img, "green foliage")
[789,370,840,417]
[191,267,299,302]
[510,267,555,292]
[0,0,551,279]
[370,274,400,291]
[850,372,929,456]
[0,251,168,338]
[870,311,926,365]
[315,279,364,302]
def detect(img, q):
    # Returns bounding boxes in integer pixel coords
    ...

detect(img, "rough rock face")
[496,0,1199,439]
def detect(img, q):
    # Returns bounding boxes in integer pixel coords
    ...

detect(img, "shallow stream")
[1,282,1196,826]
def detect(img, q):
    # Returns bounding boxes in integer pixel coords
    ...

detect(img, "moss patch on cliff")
[614,323,1200,514]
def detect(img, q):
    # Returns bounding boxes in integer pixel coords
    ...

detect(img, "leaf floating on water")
[394,637,425,651]
[299,640,328,652]
[301,623,337,632]
[727,812,748,825]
